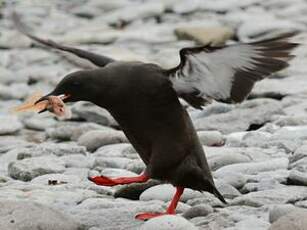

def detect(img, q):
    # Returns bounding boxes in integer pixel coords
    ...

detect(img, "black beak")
[34,92,53,114]
[34,93,52,105]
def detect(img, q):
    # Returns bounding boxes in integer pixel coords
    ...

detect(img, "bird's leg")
[88,172,149,186]
[135,186,184,221]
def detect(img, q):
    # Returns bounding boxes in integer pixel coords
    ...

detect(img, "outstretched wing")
[12,11,114,68]
[166,33,298,109]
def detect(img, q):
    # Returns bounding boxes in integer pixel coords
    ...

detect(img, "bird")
[12,12,298,221]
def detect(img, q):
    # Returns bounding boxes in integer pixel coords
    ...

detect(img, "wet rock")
[175,26,234,45]
[183,204,213,219]
[269,209,307,230]
[78,130,128,152]
[8,156,66,181]
[0,200,83,230]
[197,131,224,146]
[140,215,198,230]
[194,99,283,134]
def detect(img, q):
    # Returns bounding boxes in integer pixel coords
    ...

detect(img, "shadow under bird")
[12,12,298,220]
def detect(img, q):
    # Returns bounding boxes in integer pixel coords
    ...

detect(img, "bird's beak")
[35,93,70,114]
[35,93,52,105]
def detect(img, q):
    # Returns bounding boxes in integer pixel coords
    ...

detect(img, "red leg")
[88,172,149,186]
[135,186,184,221]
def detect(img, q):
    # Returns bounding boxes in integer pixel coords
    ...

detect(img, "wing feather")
[12,11,114,68]
[167,33,298,109]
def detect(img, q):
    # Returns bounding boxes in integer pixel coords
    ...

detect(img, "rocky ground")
[1,0,307,229]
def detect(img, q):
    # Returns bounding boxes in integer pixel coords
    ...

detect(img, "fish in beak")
[35,94,71,118]
[12,92,71,119]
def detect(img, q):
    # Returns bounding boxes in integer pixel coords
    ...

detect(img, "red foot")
[135,212,173,221]
[136,187,184,221]
[88,173,149,187]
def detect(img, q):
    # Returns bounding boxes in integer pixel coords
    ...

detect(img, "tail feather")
[212,185,227,204]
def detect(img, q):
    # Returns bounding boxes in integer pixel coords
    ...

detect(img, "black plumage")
[13,12,298,220]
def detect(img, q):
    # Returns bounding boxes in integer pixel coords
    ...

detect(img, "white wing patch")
[168,33,297,109]
[170,44,262,101]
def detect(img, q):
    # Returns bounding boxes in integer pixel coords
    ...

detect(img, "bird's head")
[35,70,100,113]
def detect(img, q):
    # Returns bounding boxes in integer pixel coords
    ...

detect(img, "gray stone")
[46,121,109,141]
[8,156,66,181]
[0,83,30,100]
[31,173,83,185]
[140,184,202,203]
[290,145,307,163]
[0,136,31,154]
[71,101,117,126]
[214,158,289,177]
[78,129,128,152]
[94,143,137,159]
[93,156,137,170]
[269,209,307,230]
[240,131,272,147]
[288,170,307,186]
[232,186,307,207]
[194,99,284,134]
[269,204,297,223]
[114,180,161,200]
[197,130,224,146]
[272,126,307,141]
[289,158,307,172]
[207,147,251,171]
[97,2,164,24]
[15,143,87,160]
[175,26,234,45]
[215,180,241,199]
[60,154,94,169]
[69,197,163,229]
[216,172,247,189]
[140,215,198,230]
[182,204,213,219]
[23,117,57,131]
[0,200,84,230]
[0,116,23,135]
